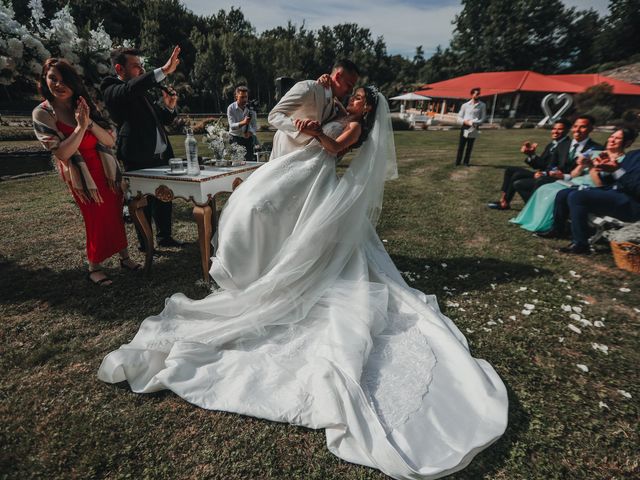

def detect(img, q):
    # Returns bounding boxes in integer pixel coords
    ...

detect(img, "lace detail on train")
[362,314,436,433]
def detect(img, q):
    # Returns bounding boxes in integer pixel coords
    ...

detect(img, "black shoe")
[558,243,591,255]
[536,229,561,239]
[157,237,185,248]
[487,202,510,210]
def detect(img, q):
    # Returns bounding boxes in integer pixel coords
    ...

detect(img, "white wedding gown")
[98,95,508,479]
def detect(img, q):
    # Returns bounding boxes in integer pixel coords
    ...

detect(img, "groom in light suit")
[268,59,359,160]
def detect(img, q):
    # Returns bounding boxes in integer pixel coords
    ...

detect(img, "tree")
[597,0,640,63]
[450,0,574,73]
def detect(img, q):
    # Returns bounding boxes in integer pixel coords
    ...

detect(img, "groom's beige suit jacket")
[268,80,335,160]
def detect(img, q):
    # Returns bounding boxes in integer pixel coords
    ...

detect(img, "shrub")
[391,117,411,131]
[584,105,614,125]
[500,118,516,129]
[0,126,36,141]
[621,109,640,128]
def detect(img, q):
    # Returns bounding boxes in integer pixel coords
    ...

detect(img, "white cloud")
[180,1,609,58]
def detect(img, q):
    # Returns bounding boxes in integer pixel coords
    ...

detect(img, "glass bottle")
[185,128,200,175]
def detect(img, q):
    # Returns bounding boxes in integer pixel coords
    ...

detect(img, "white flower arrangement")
[203,120,247,166]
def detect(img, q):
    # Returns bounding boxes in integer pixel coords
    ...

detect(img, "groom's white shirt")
[268,80,335,160]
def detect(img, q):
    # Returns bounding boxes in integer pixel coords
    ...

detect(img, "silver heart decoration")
[538,93,573,126]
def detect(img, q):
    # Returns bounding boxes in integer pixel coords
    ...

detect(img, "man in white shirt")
[227,86,258,162]
[456,87,487,166]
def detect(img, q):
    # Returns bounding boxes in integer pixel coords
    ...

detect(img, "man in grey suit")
[268,59,359,160]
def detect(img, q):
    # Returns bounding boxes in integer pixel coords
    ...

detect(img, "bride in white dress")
[98,87,508,479]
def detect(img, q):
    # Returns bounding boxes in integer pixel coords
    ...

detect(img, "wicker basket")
[611,241,640,274]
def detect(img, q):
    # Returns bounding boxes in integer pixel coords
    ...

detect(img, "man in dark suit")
[550,148,640,254]
[488,119,571,210]
[513,115,603,203]
[101,46,184,250]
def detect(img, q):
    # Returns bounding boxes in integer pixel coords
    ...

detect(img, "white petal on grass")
[591,343,609,355]
[572,306,583,314]
[524,303,535,310]
[569,313,582,321]
[568,324,582,334]
[558,278,568,283]
[594,320,605,328]
[490,283,497,290]
[576,364,589,372]
[441,263,447,268]
[633,308,640,313]
[487,320,497,326]
[569,270,581,278]
[561,304,572,312]
[521,309,532,316]
[382,239,388,243]
[446,301,459,308]
[516,286,527,292]
[617,389,632,399]
[619,287,630,293]
[578,319,593,327]
[537,255,545,259]
[558,336,565,343]
[509,315,516,321]
[599,401,610,410]
[466,328,474,334]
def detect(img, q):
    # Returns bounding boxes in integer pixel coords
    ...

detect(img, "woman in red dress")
[32,58,140,285]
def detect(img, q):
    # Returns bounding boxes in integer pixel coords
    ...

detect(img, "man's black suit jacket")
[525,136,570,170]
[547,137,603,174]
[101,71,176,171]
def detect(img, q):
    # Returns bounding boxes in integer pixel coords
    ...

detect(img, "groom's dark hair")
[333,59,360,76]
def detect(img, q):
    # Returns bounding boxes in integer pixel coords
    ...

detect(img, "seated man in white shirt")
[456,87,486,166]
[227,86,258,162]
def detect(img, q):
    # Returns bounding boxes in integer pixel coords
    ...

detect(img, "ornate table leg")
[129,195,154,273]
[193,201,214,283]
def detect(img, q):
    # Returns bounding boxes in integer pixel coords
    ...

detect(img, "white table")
[125,162,263,282]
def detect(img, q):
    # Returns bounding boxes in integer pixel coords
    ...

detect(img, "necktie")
[569,144,578,161]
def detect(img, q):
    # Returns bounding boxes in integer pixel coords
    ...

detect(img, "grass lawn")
[1,128,638,479]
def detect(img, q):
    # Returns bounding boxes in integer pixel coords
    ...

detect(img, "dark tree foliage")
[7,0,636,111]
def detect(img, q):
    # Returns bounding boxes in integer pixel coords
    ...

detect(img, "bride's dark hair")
[352,85,379,149]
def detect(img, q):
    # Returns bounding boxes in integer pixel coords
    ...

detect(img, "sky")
[180,0,610,58]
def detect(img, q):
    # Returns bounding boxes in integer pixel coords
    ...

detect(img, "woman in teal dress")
[510,128,634,232]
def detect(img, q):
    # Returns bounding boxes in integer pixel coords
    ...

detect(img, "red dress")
[57,122,128,264]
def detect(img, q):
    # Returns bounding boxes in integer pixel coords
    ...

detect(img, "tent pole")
[490,94,497,124]
[510,93,520,119]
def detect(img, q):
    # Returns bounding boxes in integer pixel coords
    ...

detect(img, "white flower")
[568,324,582,334]
[576,364,589,372]
[523,303,535,310]
[594,320,605,328]
[569,313,581,321]
[619,287,630,293]
[521,309,531,316]
[578,318,592,327]
[572,306,582,314]
[617,390,632,399]
[561,304,572,312]
[591,343,609,355]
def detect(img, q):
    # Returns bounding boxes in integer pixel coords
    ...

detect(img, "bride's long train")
[98,96,508,479]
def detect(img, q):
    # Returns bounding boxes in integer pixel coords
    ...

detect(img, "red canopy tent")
[414,70,640,122]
